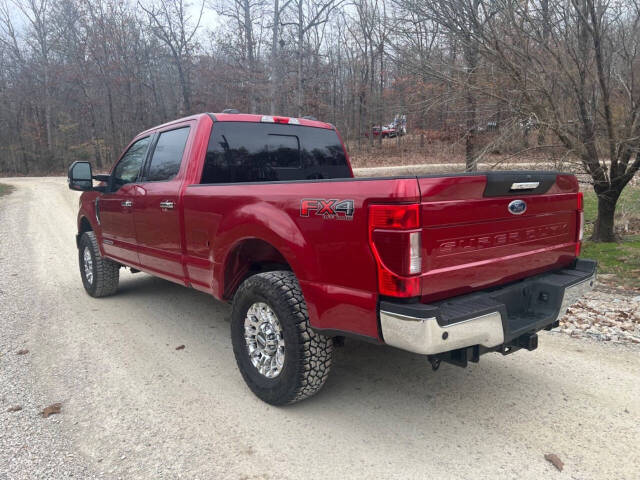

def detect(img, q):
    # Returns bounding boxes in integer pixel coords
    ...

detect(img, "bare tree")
[471,0,640,240]
[0,0,637,241]
[285,0,341,116]
[139,0,204,113]
[268,0,292,114]
[15,0,54,154]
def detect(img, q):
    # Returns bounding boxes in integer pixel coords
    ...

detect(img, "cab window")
[143,127,190,182]
[112,136,151,191]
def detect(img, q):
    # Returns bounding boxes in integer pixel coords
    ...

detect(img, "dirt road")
[1,177,639,479]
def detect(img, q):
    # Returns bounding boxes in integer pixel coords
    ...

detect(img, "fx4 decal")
[300,198,355,221]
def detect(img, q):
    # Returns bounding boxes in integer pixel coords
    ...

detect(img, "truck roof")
[138,113,334,137]
[211,113,334,130]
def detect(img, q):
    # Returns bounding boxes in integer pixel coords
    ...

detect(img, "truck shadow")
[77,273,618,478]
[112,272,562,418]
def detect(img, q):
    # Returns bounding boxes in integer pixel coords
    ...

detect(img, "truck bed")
[182,171,581,340]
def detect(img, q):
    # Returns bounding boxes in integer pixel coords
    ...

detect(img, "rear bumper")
[380,259,596,356]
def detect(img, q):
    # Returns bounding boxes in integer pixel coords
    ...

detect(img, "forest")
[1,0,639,241]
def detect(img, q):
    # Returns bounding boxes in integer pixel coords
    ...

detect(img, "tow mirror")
[68,162,109,192]
[68,161,93,191]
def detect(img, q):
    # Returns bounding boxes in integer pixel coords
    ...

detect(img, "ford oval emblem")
[508,199,527,215]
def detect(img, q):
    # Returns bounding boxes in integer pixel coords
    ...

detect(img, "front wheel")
[231,271,333,405]
[78,231,120,297]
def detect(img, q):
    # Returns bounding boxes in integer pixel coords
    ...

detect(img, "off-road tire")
[78,231,120,297]
[231,271,333,405]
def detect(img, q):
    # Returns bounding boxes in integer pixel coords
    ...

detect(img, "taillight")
[368,204,422,297]
[576,192,584,256]
[369,204,420,229]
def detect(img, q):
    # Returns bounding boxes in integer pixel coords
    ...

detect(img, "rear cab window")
[143,126,190,182]
[200,122,351,184]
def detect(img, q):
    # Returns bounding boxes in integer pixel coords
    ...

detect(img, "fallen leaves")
[175,345,185,350]
[7,405,22,413]
[41,403,62,418]
[545,453,564,472]
[16,349,29,355]
[559,290,640,344]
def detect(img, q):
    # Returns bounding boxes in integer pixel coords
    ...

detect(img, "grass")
[581,186,640,233]
[580,185,640,290]
[581,236,640,289]
[0,183,14,197]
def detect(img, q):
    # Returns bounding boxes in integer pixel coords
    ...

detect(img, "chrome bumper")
[380,310,504,355]
[557,274,596,319]
[380,260,596,356]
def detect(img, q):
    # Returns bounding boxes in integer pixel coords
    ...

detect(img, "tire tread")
[80,231,119,297]
[232,271,333,404]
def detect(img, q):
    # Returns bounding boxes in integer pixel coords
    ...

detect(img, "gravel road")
[1,177,639,479]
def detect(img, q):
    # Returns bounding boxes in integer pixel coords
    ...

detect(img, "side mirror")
[68,161,94,191]
[68,161,109,192]
[68,160,109,191]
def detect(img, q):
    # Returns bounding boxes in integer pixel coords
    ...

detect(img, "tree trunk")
[463,42,478,172]
[243,0,256,113]
[296,1,304,117]
[465,86,476,171]
[378,44,383,148]
[463,0,480,172]
[591,192,619,242]
[270,0,280,115]
[175,59,191,114]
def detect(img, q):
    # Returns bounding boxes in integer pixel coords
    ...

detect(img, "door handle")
[160,200,175,210]
[121,200,133,207]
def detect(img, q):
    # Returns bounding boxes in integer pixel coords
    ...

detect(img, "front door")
[99,136,152,266]
[134,125,192,280]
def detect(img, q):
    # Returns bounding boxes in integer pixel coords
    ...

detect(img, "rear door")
[418,172,581,301]
[99,136,152,265]
[133,123,192,281]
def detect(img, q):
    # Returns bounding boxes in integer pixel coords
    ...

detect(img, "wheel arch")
[76,215,94,248]
[210,201,320,301]
[221,237,292,300]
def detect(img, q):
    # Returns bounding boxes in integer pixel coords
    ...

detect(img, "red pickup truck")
[68,112,596,405]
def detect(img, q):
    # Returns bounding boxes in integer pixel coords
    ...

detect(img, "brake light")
[368,204,422,297]
[369,204,420,229]
[261,115,300,125]
[576,192,584,256]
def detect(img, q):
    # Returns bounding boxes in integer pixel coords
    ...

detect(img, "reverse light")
[409,231,421,274]
[368,204,422,297]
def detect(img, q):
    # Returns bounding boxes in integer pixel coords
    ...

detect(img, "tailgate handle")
[483,172,555,197]
[510,182,540,191]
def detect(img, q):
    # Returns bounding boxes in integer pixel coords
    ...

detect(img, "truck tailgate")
[419,172,581,302]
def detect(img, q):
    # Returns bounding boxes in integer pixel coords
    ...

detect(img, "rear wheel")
[78,231,120,297]
[231,271,333,405]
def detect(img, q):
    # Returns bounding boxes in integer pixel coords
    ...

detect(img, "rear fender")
[213,201,320,298]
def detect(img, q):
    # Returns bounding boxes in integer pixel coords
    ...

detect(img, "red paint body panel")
[182,177,420,338]
[131,119,197,281]
[77,113,582,342]
[417,176,578,301]
[134,181,184,280]
[98,183,139,265]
